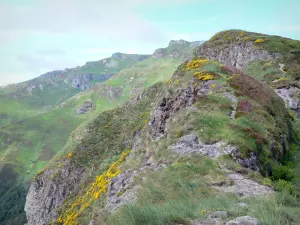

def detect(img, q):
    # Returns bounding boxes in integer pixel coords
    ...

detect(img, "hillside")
[0,53,150,127]
[0,40,202,225]
[25,30,300,225]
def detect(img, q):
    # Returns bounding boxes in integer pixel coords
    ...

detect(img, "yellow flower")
[186,59,209,70]
[255,39,265,43]
[210,84,217,89]
[58,150,131,225]
[67,153,73,158]
[200,209,207,215]
[194,71,215,81]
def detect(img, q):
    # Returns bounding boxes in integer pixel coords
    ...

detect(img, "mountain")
[24,30,300,225]
[0,40,203,225]
[0,53,150,127]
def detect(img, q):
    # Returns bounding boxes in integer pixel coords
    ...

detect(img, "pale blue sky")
[1,0,300,85]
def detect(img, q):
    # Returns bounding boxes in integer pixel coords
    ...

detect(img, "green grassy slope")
[199,29,300,88]
[0,41,199,225]
[44,58,300,225]
[0,53,150,128]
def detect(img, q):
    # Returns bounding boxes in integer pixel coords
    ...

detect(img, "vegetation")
[0,50,183,224]
[109,156,300,225]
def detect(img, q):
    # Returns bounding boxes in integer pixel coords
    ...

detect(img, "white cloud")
[17,54,82,74]
[0,0,165,43]
[267,25,300,32]
[170,31,214,41]
[36,49,66,56]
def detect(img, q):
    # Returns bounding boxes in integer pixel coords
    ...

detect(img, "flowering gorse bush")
[194,71,215,81]
[57,150,131,225]
[186,59,209,70]
[255,39,265,43]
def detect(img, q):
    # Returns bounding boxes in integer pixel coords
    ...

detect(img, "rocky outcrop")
[196,41,281,69]
[98,85,123,100]
[275,87,300,109]
[152,40,204,59]
[170,133,236,158]
[215,173,273,198]
[24,162,85,225]
[76,100,93,114]
[111,52,150,61]
[226,216,260,225]
[68,74,113,91]
[149,86,196,139]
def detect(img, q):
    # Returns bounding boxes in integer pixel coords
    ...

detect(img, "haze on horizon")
[1,0,300,86]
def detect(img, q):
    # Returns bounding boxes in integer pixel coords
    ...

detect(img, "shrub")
[255,39,265,43]
[274,180,296,194]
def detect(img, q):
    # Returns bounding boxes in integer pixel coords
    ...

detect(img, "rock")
[275,87,300,109]
[236,202,248,208]
[226,216,260,225]
[231,149,259,171]
[196,41,281,70]
[215,173,273,198]
[224,93,238,119]
[97,85,123,100]
[149,86,196,139]
[170,133,236,158]
[212,211,228,219]
[106,170,139,212]
[191,218,224,225]
[69,74,113,91]
[25,162,85,225]
[76,100,93,114]
[88,220,95,225]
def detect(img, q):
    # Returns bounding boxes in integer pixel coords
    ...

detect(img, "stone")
[196,41,281,70]
[212,211,228,219]
[170,133,236,158]
[225,216,260,225]
[275,87,300,109]
[236,202,248,208]
[149,86,196,139]
[25,162,85,225]
[191,218,224,225]
[215,173,273,198]
[76,100,93,114]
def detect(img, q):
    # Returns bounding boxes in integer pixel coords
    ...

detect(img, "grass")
[108,156,300,225]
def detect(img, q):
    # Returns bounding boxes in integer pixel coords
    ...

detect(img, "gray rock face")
[211,211,228,219]
[226,216,260,225]
[223,92,238,119]
[24,163,85,225]
[97,85,123,100]
[231,149,259,171]
[152,48,165,58]
[76,100,93,114]
[69,74,113,91]
[111,52,150,61]
[170,134,236,158]
[236,202,248,208]
[149,86,196,139]
[107,170,139,212]
[215,173,273,198]
[191,218,223,225]
[196,42,281,69]
[275,87,300,109]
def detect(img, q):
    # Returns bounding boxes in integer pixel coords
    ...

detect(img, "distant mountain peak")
[168,39,190,46]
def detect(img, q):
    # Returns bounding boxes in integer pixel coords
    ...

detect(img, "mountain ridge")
[0,38,204,225]
[24,30,300,225]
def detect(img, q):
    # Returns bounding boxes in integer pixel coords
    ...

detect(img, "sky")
[1,0,300,86]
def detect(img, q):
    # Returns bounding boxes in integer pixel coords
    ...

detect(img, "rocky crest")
[24,162,85,225]
[196,41,281,69]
